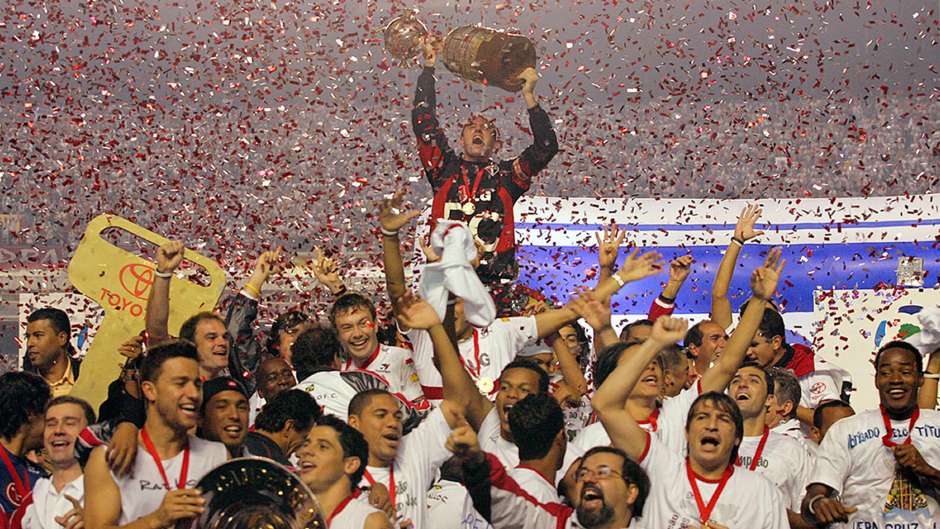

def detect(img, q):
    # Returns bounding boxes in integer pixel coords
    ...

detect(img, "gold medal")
[476,376,494,394]
[462,201,476,215]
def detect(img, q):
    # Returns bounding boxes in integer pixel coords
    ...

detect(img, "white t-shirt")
[248,391,265,426]
[638,434,788,529]
[479,407,583,484]
[112,436,228,524]
[21,475,83,529]
[736,429,812,511]
[294,369,389,421]
[811,408,940,528]
[426,479,493,529]
[771,417,817,456]
[357,407,453,529]
[572,382,701,457]
[329,490,386,529]
[407,317,538,403]
[508,466,559,504]
[341,344,428,410]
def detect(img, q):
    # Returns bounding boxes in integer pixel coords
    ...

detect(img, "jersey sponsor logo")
[139,479,198,491]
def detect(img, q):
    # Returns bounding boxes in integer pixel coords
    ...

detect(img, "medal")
[476,376,495,394]
[462,201,476,215]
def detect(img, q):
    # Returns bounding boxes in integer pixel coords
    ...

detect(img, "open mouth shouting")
[580,484,606,509]
[381,430,402,450]
[698,434,721,452]
[179,402,199,421]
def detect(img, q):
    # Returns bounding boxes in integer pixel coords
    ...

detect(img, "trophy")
[384,12,537,92]
[177,458,327,529]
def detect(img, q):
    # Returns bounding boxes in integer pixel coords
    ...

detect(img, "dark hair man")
[0,372,52,516]
[246,389,320,467]
[25,308,80,397]
[507,394,567,503]
[84,341,228,529]
[198,377,250,458]
[802,341,940,527]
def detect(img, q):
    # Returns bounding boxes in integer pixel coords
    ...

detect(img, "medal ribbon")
[0,446,30,500]
[140,427,190,490]
[460,166,486,206]
[328,489,361,525]
[363,464,395,513]
[736,427,770,471]
[456,330,482,380]
[686,460,734,525]
[880,405,920,447]
[344,344,381,371]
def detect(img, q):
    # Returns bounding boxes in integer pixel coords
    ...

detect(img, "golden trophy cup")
[384,13,537,92]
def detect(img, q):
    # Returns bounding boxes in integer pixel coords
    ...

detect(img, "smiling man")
[25,308,80,397]
[296,416,391,529]
[18,396,95,529]
[330,293,427,411]
[802,341,940,527]
[84,341,228,529]
[728,363,812,527]
[198,377,250,458]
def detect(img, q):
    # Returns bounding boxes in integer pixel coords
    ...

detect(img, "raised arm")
[534,249,664,339]
[550,333,589,400]
[507,68,558,198]
[700,247,784,393]
[311,247,348,299]
[227,248,282,393]
[395,293,492,430]
[593,317,689,461]
[412,36,456,186]
[567,290,619,352]
[710,204,765,329]
[145,241,184,345]
[379,190,421,308]
[647,255,694,322]
[595,223,626,291]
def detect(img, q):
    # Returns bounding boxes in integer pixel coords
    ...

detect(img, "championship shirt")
[426,479,493,529]
[357,407,453,529]
[572,381,701,456]
[111,436,227,525]
[637,434,788,529]
[407,316,538,404]
[736,429,812,511]
[811,408,940,528]
[508,466,559,503]
[340,344,428,411]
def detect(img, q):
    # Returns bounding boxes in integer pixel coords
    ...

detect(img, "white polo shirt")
[20,475,83,529]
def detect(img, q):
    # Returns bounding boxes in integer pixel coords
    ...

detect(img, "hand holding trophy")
[384,11,537,92]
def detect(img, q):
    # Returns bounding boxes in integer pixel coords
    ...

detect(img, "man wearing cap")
[198,377,250,458]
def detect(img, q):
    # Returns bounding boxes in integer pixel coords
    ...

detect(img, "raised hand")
[668,255,694,284]
[517,67,539,95]
[735,204,765,242]
[252,247,285,284]
[395,292,442,330]
[596,222,626,271]
[117,335,145,360]
[379,190,421,234]
[311,247,345,294]
[750,247,785,301]
[155,241,184,274]
[617,249,665,283]
[421,34,443,68]
[445,417,480,459]
[649,316,689,346]
[565,290,611,332]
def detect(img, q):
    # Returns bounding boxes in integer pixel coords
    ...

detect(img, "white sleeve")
[789,443,813,511]
[764,485,790,529]
[487,453,572,529]
[503,317,539,355]
[808,420,850,495]
[20,503,39,529]
[403,407,453,481]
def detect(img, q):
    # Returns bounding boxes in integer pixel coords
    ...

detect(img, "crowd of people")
[1,39,939,529]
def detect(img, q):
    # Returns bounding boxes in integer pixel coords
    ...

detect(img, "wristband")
[730,237,745,247]
[380,227,399,237]
[154,270,173,279]
[924,373,940,380]
[611,273,625,288]
[806,494,826,516]
[242,283,261,298]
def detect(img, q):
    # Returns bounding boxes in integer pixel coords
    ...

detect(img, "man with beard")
[0,372,52,520]
[728,363,812,526]
[17,396,96,529]
[802,341,940,527]
[594,275,788,527]
[24,308,80,397]
[197,377,250,458]
[295,416,391,529]
[84,341,228,529]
